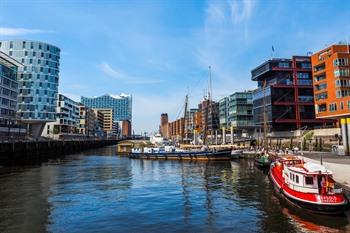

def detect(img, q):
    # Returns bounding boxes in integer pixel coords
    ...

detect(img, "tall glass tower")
[0,40,60,137]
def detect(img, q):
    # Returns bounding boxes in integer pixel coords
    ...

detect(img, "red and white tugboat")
[269,156,349,215]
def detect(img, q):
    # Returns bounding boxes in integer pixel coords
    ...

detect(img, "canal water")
[0,146,349,233]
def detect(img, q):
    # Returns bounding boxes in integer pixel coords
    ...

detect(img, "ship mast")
[182,94,189,144]
[203,66,212,146]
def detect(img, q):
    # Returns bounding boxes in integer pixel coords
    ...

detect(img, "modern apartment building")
[78,105,96,136]
[0,51,21,126]
[251,56,333,132]
[0,40,60,137]
[42,94,79,138]
[219,97,229,129]
[93,108,118,138]
[81,94,132,122]
[311,44,350,155]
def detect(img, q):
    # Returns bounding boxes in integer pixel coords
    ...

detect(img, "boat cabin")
[282,162,340,195]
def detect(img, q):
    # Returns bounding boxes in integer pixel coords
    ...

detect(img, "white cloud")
[99,62,163,84]
[0,27,53,36]
[229,0,255,24]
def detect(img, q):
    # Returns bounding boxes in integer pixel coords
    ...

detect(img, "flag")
[272,45,275,52]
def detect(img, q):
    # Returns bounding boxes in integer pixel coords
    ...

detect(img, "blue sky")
[0,0,349,133]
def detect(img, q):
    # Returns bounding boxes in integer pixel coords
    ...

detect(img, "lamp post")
[299,126,308,156]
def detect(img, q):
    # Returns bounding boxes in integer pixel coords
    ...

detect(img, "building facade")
[199,99,219,136]
[219,97,229,129]
[311,44,350,155]
[121,120,131,138]
[0,51,21,125]
[0,40,60,137]
[81,94,132,122]
[159,113,169,139]
[42,94,79,138]
[93,108,117,138]
[78,104,96,136]
[251,56,333,132]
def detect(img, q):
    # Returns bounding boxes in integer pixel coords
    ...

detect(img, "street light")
[299,126,308,156]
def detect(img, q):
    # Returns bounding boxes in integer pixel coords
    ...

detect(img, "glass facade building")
[81,94,132,122]
[0,51,21,125]
[0,40,60,122]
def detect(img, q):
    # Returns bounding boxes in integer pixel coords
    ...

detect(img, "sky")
[0,0,349,133]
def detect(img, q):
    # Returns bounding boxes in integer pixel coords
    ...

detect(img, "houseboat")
[269,156,349,215]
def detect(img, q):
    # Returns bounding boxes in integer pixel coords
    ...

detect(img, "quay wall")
[0,140,119,166]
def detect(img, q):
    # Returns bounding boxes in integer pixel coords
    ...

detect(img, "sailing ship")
[269,156,349,215]
[129,66,232,161]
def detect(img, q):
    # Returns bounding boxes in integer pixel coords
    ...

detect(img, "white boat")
[231,149,243,159]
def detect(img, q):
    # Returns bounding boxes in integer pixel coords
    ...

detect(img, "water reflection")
[0,146,349,233]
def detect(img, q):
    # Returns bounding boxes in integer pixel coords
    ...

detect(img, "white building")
[42,94,80,139]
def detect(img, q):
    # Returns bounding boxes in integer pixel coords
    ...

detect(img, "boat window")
[295,175,299,184]
[305,176,314,185]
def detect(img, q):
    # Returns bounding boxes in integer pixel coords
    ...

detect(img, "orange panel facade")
[312,44,350,119]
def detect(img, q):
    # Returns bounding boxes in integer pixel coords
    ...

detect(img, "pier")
[0,139,119,166]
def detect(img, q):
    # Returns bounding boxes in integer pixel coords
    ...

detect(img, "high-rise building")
[251,56,334,132]
[0,51,21,126]
[81,94,132,122]
[311,44,350,155]
[42,94,80,139]
[0,40,60,137]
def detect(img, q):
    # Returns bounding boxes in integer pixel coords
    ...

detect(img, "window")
[10,42,13,49]
[279,62,290,68]
[25,51,28,56]
[329,103,337,112]
[334,58,349,66]
[305,177,313,185]
[39,44,42,50]
[295,175,299,184]
[341,102,344,110]
[334,69,350,77]
[22,41,26,48]
[30,42,34,49]
[9,51,12,56]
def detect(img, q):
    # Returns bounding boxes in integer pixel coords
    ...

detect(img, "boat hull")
[255,158,271,168]
[129,150,231,161]
[269,166,349,215]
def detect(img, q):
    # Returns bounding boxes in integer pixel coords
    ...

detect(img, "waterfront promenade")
[302,152,350,190]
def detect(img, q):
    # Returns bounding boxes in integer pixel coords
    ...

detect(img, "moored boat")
[231,149,243,159]
[129,148,232,161]
[269,156,349,215]
[255,153,272,168]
